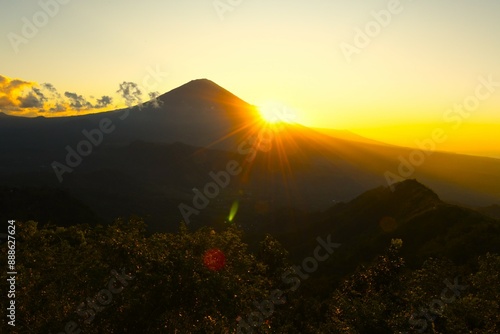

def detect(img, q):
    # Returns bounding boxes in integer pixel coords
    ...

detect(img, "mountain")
[104,78,262,149]
[0,79,499,231]
[272,179,500,286]
[0,79,260,152]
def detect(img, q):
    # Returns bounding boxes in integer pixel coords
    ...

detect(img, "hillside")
[1,180,499,333]
[274,180,500,284]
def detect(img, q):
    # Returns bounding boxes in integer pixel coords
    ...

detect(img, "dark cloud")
[50,103,66,113]
[1,74,165,116]
[0,75,35,112]
[42,83,61,99]
[64,92,93,110]
[94,95,113,108]
[148,91,163,109]
[7,79,30,90]
[18,91,44,108]
[117,82,143,108]
[42,83,57,92]
[40,83,65,112]
[33,87,47,102]
[15,86,51,109]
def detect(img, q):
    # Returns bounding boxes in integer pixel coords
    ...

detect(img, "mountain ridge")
[0,80,499,218]
[273,179,500,278]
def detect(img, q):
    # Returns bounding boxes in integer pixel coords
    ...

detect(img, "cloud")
[42,83,62,99]
[117,82,143,108]
[0,96,13,108]
[0,75,57,114]
[50,103,66,112]
[64,92,93,110]
[18,91,44,108]
[0,74,159,117]
[148,91,163,109]
[7,79,32,91]
[94,95,113,108]
[32,87,47,102]
[42,83,57,93]
[0,75,103,115]
[40,82,66,113]
[0,75,35,112]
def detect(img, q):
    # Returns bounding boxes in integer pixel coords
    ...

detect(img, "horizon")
[0,78,500,159]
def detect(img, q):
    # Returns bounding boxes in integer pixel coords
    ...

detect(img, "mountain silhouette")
[0,79,499,231]
[109,78,261,149]
[275,179,500,281]
[158,78,253,114]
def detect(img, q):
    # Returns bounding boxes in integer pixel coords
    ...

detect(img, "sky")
[1,0,499,157]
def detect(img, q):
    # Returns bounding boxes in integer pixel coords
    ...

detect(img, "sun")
[258,105,282,124]
[257,102,296,125]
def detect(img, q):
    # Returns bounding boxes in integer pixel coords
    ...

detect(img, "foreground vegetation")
[1,219,499,333]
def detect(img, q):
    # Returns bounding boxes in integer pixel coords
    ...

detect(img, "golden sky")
[1,0,499,157]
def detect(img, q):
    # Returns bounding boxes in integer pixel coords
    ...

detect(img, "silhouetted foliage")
[1,220,499,333]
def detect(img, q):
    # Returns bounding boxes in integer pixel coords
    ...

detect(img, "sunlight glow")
[257,102,296,125]
[258,106,282,124]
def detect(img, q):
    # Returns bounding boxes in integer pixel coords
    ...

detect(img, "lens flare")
[379,216,398,233]
[227,200,239,222]
[203,249,226,271]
